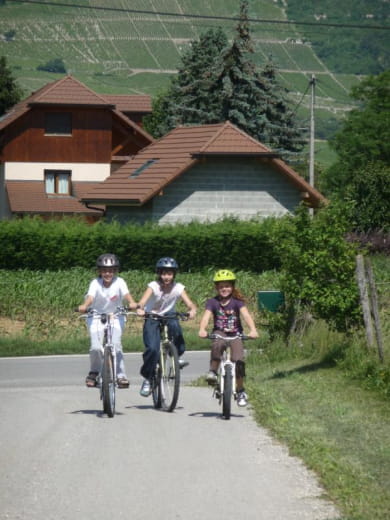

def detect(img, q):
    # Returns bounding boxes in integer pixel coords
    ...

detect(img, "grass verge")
[246,343,390,520]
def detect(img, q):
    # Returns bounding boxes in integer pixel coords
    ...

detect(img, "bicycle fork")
[99,326,117,387]
[214,357,237,402]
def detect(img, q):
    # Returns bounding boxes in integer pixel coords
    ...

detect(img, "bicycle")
[143,311,189,412]
[204,333,251,420]
[78,306,131,418]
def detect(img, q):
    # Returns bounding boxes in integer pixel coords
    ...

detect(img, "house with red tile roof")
[0,75,153,220]
[81,121,325,224]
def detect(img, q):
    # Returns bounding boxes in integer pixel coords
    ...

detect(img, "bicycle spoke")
[160,342,180,412]
[152,368,162,409]
[222,364,232,420]
[102,348,115,417]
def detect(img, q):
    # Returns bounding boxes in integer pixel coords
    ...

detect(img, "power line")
[7,0,390,31]
[292,80,311,116]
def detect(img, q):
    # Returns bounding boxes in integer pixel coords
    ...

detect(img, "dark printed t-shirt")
[205,297,245,334]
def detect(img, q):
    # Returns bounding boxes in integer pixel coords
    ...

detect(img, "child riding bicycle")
[77,253,137,389]
[198,269,258,407]
[136,257,197,397]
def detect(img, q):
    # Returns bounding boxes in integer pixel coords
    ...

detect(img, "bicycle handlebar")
[76,306,135,319]
[205,333,252,341]
[143,311,190,321]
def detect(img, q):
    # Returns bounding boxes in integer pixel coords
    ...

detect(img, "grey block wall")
[106,157,302,224]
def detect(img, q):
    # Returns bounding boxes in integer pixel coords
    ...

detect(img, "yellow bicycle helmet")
[213,269,236,282]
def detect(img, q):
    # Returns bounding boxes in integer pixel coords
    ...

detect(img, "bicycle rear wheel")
[160,341,180,412]
[222,364,232,420]
[102,348,115,417]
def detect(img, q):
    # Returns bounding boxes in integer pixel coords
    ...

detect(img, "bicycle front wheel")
[102,348,115,418]
[222,364,232,420]
[160,341,180,412]
[152,363,162,409]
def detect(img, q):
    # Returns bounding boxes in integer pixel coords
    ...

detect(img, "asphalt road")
[0,353,340,520]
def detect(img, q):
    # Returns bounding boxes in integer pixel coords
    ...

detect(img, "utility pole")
[309,74,316,216]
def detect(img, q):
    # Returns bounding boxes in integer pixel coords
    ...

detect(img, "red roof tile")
[81,122,325,207]
[104,95,152,113]
[29,75,112,107]
[200,122,272,154]
[0,76,153,133]
[6,181,104,215]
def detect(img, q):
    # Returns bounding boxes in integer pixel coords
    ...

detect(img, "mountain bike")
[79,307,131,418]
[204,333,251,420]
[143,311,189,412]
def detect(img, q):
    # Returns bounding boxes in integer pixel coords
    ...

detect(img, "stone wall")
[106,157,302,224]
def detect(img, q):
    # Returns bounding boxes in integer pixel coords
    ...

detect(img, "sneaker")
[85,371,98,387]
[140,379,152,397]
[237,390,248,407]
[117,376,129,389]
[206,370,218,384]
[178,358,189,369]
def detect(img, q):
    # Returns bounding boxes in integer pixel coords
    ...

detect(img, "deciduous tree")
[323,70,390,229]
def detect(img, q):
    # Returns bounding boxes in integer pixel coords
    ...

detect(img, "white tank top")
[145,280,184,314]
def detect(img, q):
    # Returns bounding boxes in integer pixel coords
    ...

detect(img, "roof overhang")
[81,198,141,206]
[28,102,115,109]
[191,152,279,159]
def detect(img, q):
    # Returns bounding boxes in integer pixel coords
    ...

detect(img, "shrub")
[37,58,66,73]
[275,202,362,332]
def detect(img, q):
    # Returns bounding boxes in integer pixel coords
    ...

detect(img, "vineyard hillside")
[1,0,387,157]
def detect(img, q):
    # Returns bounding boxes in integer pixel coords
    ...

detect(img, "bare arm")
[180,289,197,319]
[240,306,259,338]
[198,309,212,337]
[78,295,94,313]
[135,287,153,316]
[124,292,137,310]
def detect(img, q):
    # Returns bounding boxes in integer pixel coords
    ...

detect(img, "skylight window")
[130,159,158,178]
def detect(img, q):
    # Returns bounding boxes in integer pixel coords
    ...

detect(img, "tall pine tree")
[0,56,23,116]
[144,28,228,137]
[144,1,304,155]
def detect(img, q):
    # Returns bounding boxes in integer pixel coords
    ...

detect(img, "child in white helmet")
[136,257,197,397]
[78,253,137,388]
[198,269,258,407]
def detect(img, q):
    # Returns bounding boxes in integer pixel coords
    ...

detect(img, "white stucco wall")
[4,162,110,181]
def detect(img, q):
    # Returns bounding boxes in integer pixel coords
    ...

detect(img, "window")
[45,112,72,135]
[130,159,158,178]
[45,170,71,195]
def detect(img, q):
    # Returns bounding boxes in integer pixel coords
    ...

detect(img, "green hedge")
[0,216,283,272]
[0,205,367,334]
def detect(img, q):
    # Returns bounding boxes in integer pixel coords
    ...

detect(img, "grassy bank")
[246,326,390,520]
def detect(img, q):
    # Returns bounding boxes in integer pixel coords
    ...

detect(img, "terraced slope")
[0,0,364,150]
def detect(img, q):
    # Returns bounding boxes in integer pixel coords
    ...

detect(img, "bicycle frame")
[206,333,249,420]
[217,344,236,403]
[143,312,188,412]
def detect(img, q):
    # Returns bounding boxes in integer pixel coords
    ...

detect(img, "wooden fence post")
[355,254,374,349]
[365,257,385,362]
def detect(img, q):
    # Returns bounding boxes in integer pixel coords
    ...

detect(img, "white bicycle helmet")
[96,253,120,269]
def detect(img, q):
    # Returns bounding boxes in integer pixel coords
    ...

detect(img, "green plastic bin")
[257,290,285,312]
